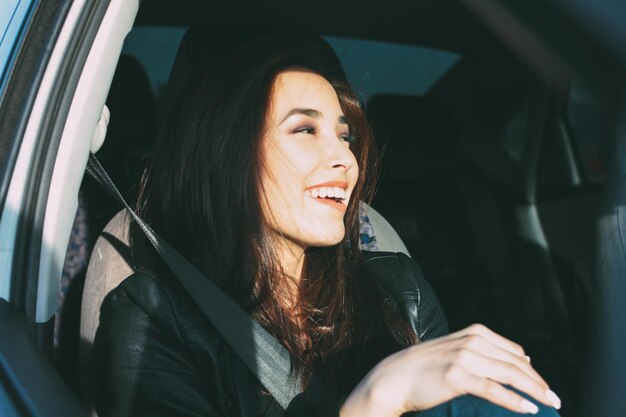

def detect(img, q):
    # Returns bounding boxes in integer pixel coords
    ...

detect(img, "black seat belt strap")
[86,153,301,409]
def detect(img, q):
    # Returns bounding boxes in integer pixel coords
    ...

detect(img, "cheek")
[351,155,360,183]
[263,144,314,191]
[346,151,360,191]
[259,143,315,223]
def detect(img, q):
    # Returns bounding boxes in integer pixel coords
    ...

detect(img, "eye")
[339,133,357,145]
[293,126,316,135]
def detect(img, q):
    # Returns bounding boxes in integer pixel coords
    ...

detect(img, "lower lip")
[310,197,347,213]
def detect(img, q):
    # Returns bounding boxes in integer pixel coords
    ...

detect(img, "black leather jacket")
[91,251,448,417]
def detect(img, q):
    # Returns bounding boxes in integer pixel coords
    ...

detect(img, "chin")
[306,230,346,248]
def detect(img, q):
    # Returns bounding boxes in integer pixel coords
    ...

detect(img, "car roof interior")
[135,0,509,55]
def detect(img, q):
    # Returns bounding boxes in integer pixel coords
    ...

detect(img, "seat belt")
[86,153,300,409]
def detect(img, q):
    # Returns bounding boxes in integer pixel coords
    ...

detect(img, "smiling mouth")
[305,186,347,212]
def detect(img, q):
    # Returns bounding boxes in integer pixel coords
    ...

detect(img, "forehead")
[271,70,342,115]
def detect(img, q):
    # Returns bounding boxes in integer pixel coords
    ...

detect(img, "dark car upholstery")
[367,94,504,332]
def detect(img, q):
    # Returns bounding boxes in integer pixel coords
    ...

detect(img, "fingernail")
[525,355,531,362]
[520,399,539,414]
[546,389,561,409]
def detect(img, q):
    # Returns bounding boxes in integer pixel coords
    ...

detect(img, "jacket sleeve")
[90,272,221,417]
[363,251,449,342]
[396,252,449,341]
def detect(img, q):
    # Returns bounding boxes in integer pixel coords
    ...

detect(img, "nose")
[327,138,356,171]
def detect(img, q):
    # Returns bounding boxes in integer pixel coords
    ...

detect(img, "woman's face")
[260,69,359,254]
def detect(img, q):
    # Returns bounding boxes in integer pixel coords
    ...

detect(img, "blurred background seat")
[368,94,504,332]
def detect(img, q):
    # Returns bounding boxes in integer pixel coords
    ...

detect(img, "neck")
[272,235,307,306]
[275,238,306,281]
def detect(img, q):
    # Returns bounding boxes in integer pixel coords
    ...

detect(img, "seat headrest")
[163,24,346,115]
[368,94,461,180]
[98,54,157,199]
[104,54,157,151]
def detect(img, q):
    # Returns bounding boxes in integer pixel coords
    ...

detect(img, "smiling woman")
[90,33,562,417]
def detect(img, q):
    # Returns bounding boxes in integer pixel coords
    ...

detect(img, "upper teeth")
[306,187,346,200]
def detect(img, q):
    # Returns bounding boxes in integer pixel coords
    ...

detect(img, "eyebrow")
[280,108,348,126]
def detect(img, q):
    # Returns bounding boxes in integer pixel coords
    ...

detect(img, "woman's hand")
[340,324,561,417]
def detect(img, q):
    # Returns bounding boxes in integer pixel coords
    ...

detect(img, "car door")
[0,0,137,415]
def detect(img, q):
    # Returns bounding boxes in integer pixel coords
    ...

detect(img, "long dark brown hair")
[134,32,415,385]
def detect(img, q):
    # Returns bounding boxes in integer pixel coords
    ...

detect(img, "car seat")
[424,56,587,415]
[368,93,504,332]
[591,143,626,416]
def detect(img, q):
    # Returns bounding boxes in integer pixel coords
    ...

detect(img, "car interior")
[1,0,624,416]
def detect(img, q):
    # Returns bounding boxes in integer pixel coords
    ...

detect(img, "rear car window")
[121,26,186,108]
[120,26,461,107]
[324,36,460,99]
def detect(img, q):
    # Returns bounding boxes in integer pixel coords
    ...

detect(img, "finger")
[472,379,542,414]
[456,349,553,408]
[457,324,526,358]
[426,327,545,387]
[455,336,549,388]
[446,366,541,414]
